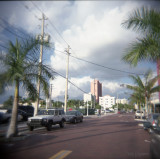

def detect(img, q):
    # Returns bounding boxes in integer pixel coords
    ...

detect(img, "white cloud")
[0,1,157,103]
[103,82,121,93]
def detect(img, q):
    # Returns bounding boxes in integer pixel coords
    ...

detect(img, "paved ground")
[0,113,150,159]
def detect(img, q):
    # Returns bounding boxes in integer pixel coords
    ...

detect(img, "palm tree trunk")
[6,80,19,138]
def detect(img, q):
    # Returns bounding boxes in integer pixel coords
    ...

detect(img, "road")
[1,113,150,159]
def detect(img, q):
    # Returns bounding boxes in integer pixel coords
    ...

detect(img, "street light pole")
[64,45,70,112]
[87,101,89,116]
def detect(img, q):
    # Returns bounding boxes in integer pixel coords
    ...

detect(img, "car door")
[54,110,60,123]
[77,111,81,121]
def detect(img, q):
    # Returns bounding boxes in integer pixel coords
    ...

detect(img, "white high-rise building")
[99,95,115,109]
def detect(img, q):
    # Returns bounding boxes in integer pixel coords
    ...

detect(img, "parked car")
[143,113,160,133]
[65,110,83,123]
[27,108,66,131]
[150,116,160,159]
[135,110,145,119]
[0,110,23,123]
[0,112,11,123]
[18,105,34,118]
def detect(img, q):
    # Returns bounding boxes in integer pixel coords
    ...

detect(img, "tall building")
[99,95,115,109]
[91,79,102,103]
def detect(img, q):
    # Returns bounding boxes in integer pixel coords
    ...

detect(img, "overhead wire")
[52,47,144,76]
[0,2,147,97]
[28,2,145,76]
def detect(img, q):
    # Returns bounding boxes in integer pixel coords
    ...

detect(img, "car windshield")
[66,111,77,115]
[38,110,54,115]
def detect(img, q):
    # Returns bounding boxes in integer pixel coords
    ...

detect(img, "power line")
[0,17,28,37]
[52,48,144,76]
[0,44,8,50]
[0,23,25,40]
[53,69,88,94]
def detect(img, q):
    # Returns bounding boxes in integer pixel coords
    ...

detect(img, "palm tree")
[0,38,54,138]
[125,70,160,116]
[121,7,160,65]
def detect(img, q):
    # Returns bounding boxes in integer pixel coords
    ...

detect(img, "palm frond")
[150,85,160,94]
[122,7,160,34]
[122,34,160,66]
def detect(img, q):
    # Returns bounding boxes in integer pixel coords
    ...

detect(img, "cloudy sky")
[0,1,159,103]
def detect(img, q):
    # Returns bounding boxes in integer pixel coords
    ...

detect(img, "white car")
[27,109,66,131]
[135,110,144,119]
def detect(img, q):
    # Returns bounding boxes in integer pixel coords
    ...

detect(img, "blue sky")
[0,1,159,104]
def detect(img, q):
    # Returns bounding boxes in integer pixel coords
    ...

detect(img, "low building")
[116,98,129,104]
[99,95,115,110]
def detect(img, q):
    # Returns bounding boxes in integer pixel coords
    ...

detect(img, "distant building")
[116,98,129,104]
[99,95,115,109]
[91,79,102,103]
[83,93,94,103]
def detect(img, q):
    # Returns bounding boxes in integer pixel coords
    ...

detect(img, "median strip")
[49,150,72,159]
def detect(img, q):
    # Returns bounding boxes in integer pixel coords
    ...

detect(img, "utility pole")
[117,93,119,113]
[93,79,96,108]
[64,45,70,112]
[34,13,48,116]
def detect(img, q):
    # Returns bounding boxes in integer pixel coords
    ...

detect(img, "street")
[1,113,150,159]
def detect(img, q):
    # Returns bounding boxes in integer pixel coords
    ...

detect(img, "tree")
[122,7,160,65]
[125,70,160,116]
[3,96,13,109]
[0,38,54,138]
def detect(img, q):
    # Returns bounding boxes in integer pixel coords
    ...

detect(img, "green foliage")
[122,7,160,65]
[0,38,54,99]
[126,70,160,104]
[2,96,13,109]
[51,100,64,108]
[67,99,84,109]
[112,104,134,111]
[95,103,101,109]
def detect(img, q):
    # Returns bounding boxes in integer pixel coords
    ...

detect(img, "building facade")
[91,79,102,103]
[83,93,94,103]
[116,98,129,104]
[99,95,115,110]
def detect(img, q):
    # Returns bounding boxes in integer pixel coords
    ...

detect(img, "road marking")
[49,150,72,159]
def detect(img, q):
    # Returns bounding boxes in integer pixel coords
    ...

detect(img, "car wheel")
[47,122,52,131]
[60,120,65,128]
[80,118,83,122]
[28,126,34,131]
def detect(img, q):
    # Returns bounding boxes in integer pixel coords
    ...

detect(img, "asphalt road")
[1,113,150,159]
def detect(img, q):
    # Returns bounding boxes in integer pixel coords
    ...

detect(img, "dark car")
[18,105,34,118]
[65,110,83,123]
[7,109,29,121]
[143,113,160,133]
[150,116,160,159]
